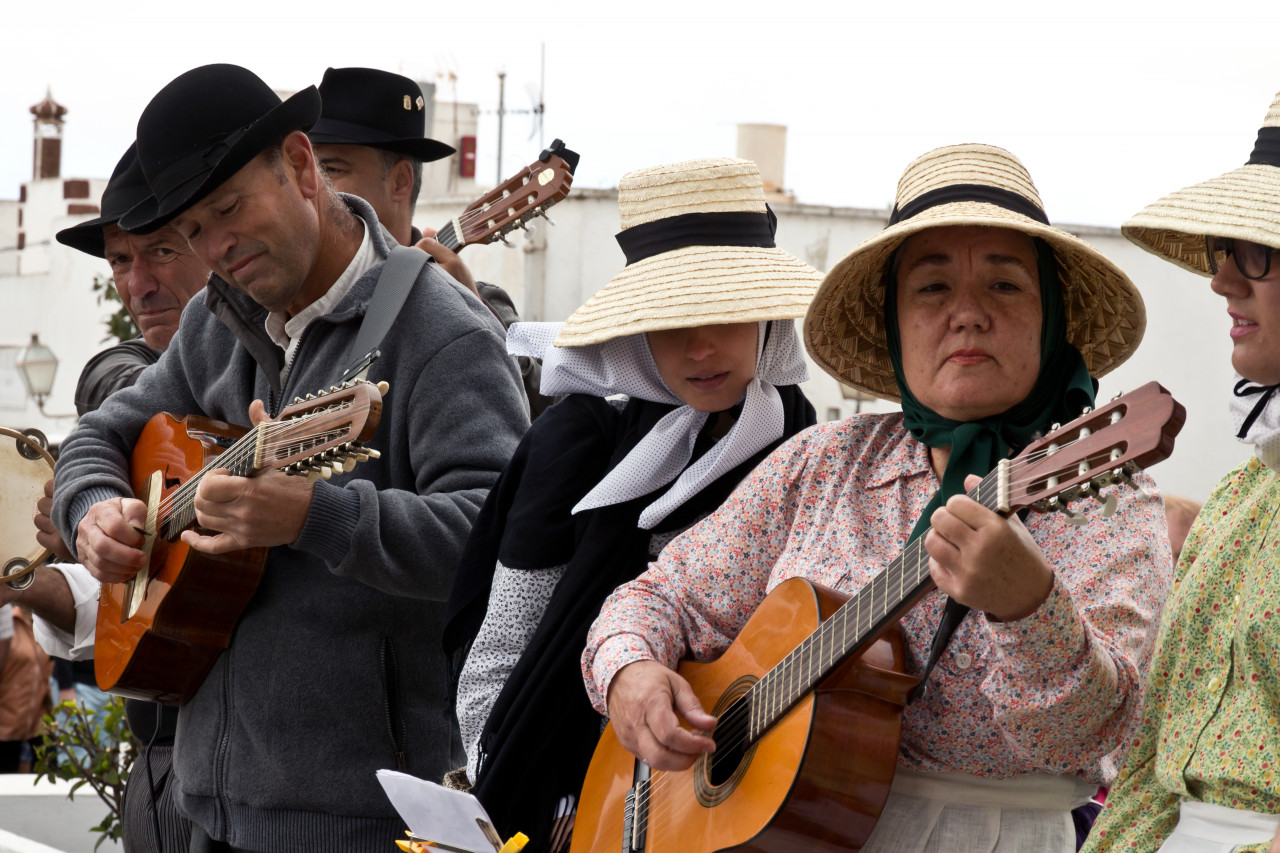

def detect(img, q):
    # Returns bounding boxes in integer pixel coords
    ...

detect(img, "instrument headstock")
[454,139,578,247]
[268,379,385,482]
[1004,381,1185,524]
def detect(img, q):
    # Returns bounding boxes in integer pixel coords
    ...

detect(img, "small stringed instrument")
[94,379,384,705]
[432,138,578,252]
[571,381,1185,853]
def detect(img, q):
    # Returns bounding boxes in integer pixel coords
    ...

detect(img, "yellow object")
[497,833,529,853]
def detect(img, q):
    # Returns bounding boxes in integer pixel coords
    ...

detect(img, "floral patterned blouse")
[1086,456,1280,852]
[583,413,1173,783]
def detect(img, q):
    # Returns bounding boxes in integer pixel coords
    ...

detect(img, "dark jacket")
[74,338,159,417]
[53,196,530,853]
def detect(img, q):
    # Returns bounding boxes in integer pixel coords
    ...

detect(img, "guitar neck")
[158,426,265,539]
[745,463,1012,740]
[433,219,464,252]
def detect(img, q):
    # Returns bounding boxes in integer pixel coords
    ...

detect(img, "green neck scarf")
[885,238,1097,543]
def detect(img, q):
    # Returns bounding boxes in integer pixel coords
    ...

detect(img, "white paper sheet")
[376,769,502,853]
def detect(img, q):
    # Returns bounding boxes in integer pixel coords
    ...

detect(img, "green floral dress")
[1087,456,1280,852]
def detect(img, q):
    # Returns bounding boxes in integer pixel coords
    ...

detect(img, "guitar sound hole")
[708,697,750,787]
[695,688,759,808]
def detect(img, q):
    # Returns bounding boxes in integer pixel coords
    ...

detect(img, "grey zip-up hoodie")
[53,197,530,853]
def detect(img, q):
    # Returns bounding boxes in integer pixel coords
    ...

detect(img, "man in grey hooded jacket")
[52,64,529,853]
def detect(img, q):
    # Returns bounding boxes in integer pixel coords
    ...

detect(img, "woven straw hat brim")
[806,201,1146,402]
[552,244,823,347]
[1122,164,1280,276]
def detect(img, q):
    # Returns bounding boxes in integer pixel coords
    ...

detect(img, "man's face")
[171,134,320,315]
[313,143,396,223]
[102,223,209,350]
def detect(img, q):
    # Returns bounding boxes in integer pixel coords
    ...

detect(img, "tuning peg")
[376,381,389,396]
[1081,406,1093,415]
[500,236,516,248]
[341,457,357,473]
[1059,504,1090,527]
[365,448,381,460]
[539,210,557,227]
[1113,465,1150,500]
[292,396,304,405]
[524,222,537,237]
[305,393,316,401]
[1050,422,1061,431]
[1080,482,1118,517]
[306,469,321,484]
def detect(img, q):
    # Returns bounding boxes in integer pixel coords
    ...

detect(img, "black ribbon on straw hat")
[1248,127,1280,168]
[887,183,1050,227]
[615,207,777,265]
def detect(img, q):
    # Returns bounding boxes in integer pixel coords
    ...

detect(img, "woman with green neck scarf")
[582,144,1172,852]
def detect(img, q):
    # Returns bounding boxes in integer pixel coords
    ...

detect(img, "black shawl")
[442,387,815,851]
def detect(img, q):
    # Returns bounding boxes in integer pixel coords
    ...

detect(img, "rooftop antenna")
[435,57,459,194]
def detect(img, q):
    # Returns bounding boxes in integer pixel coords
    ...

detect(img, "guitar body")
[571,578,919,853]
[95,413,268,705]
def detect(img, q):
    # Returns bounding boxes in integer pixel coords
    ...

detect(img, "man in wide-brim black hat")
[308,66,556,420]
[51,63,530,853]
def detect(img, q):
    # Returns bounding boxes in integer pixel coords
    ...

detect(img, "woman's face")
[895,225,1043,421]
[1209,243,1280,385]
[647,322,759,412]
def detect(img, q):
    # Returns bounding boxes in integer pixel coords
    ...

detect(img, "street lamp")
[14,333,67,417]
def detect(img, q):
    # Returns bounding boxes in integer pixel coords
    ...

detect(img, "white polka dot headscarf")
[507,319,808,528]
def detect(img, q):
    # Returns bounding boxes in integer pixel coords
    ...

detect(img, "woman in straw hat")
[585,143,1172,852]
[1085,93,1280,853]
[441,158,823,852]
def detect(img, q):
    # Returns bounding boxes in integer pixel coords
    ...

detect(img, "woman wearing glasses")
[1085,93,1280,853]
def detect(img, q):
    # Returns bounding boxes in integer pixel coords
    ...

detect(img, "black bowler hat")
[56,143,153,258]
[308,67,455,162]
[121,64,321,233]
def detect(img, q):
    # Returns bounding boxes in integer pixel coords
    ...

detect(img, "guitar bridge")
[622,762,651,853]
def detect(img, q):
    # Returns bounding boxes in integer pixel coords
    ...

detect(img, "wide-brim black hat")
[55,142,153,258]
[121,64,320,233]
[308,67,455,162]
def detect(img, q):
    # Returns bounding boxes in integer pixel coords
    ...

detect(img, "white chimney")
[736,123,792,202]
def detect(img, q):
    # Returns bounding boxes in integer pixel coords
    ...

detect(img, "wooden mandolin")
[571,381,1185,853]
[94,379,384,705]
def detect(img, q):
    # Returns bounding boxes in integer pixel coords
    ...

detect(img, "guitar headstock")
[1004,381,1185,523]
[452,139,578,248]
[262,379,386,482]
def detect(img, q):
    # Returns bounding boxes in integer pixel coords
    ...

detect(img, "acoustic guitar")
[95,379,385,705]
[570,381,1185,853]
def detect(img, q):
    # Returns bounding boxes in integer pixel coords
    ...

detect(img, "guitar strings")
[629,429,1130,826]
[150,398,373,530]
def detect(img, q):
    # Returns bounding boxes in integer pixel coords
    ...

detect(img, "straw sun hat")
[552,158,823,347]
[806,143,1146,402]
[1124,91,1280,274]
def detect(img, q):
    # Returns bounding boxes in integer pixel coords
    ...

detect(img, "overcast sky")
[2,0,1278,228]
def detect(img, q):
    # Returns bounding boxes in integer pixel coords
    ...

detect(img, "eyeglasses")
[1205,236,1279,280]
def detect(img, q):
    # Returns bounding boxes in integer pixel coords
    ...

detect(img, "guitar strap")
[338,245,431,383]
[908,507,1032,703]
[908,598,970,703]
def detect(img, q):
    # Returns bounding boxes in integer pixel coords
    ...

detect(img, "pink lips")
[946,347,992,366]
[1229,311,1258,339]
[688,372,729,391]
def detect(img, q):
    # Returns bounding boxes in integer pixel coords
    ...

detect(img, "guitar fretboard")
[744,462,1010,741]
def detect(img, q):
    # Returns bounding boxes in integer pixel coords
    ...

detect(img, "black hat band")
[1247,126,1280,168]
[148,125,250,200]
[615,209,777,266]
[888,183,1050,227]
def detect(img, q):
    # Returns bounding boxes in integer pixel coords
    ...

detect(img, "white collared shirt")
[266,218,378,384]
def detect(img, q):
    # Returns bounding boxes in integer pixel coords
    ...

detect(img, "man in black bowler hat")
[309,66,555,419]
[51,64,529,853]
